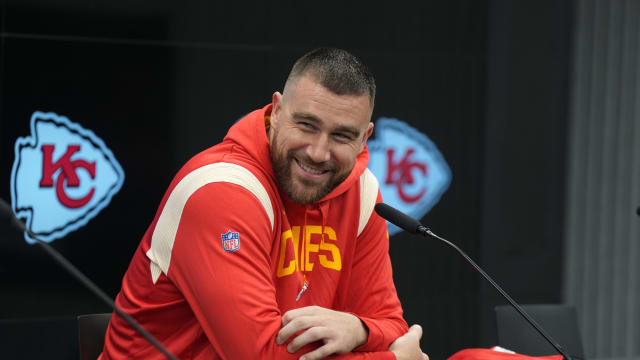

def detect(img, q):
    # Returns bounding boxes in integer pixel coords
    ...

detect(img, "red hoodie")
[101,104,408,359]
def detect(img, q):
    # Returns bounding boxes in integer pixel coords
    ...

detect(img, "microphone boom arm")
[420,226,572,360]
[0,199,178,360]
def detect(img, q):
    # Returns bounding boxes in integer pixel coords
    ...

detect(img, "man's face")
[269,75,374,205]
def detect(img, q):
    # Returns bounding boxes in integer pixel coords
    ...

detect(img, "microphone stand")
[419,226,573,360]
[1,199,178,360]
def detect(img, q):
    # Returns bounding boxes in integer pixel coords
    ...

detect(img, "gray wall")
[481,0,573,347]
[565,0,640,358]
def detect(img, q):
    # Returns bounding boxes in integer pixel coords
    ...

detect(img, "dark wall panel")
[0,1,502,359]
[481,0,573,347]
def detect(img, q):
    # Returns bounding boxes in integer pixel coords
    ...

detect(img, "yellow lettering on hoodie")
[318,226,341,271]
[277,225,342,277]
[277,227,300,277]
[304,226,321,271]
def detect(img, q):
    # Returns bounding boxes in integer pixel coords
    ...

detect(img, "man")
[101,48,428,360]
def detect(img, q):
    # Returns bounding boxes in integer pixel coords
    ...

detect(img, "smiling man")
[101,48,428,360]
[270,71,373,206]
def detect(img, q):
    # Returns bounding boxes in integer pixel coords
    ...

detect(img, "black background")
[0,0,573,359]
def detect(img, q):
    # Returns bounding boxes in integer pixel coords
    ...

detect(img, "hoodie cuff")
[354,315,388,352]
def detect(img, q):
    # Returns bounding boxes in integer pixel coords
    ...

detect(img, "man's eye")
[333,133,353,142]
[299,122,315,130]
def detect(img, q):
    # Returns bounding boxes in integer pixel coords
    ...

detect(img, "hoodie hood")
[223,105,277,184]
[223,104,371,205]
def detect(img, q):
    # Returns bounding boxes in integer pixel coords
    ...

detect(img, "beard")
[269,130,349,205]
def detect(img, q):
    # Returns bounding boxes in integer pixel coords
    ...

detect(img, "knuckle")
[286,340,300,353]
[324,343,340,355]
[318,347,332,357]
[301,326,321,342]
[288,335,306,351]
[282,311,293,324]
[307,326,321,336]
[291,317,308,329]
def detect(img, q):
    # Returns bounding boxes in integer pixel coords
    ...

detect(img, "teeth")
[297,159,325,175]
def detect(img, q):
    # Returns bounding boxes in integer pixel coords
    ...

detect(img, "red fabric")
[449,348,564,360]
[100,105,406,359]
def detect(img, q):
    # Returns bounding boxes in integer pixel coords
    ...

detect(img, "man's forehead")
[283,77,372,126]
[284,74,372,108]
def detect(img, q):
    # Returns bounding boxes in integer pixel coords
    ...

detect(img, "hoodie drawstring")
[296,208,310,301]
[296,202,329,301]
[319,202,330,246]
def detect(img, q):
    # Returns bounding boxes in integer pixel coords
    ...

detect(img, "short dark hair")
[287,48,376,107]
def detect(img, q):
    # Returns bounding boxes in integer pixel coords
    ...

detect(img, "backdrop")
[0,1,573,359]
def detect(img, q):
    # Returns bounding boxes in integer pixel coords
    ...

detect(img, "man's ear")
[358,122,374,152]
[363,122,374,143]
[271,92,283,128]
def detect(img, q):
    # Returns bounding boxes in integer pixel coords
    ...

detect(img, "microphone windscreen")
[374,203,422,234]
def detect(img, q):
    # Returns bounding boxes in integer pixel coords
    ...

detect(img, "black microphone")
[0,198,179,360]
[374,203,573,360]
[373,202,426,234]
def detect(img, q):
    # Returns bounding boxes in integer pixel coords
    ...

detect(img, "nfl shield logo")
[221,230,240,252]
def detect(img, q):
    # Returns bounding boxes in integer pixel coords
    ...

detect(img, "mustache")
[289,152,336,172]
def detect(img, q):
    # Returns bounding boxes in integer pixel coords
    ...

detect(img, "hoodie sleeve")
[348,191,409,352]
[167,182,396,359]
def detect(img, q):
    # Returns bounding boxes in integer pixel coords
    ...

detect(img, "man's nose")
[305,135,331,163]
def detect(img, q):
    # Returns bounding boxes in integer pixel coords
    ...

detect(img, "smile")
[294,158,329,176]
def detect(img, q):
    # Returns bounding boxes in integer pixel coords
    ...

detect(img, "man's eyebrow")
[333,125,361,138]
[292,112,321,122]
[291,112,361,138]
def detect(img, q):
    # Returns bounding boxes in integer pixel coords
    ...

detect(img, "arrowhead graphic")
[367,118,451,235]
[10,111,125,243]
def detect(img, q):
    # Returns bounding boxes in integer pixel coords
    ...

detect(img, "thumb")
[407,324,423,340]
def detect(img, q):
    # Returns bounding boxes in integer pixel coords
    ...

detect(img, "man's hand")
[276,305,368,360]
[389,325,429,360]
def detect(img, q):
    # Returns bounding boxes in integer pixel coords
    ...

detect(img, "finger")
[286,326,328,353]
[408,324,423,340]
[282,306,322,326]
[298,342,336,360]
[277,316,314,345]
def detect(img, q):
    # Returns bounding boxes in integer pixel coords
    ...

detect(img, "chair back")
[78,313,111,360]
[495,304,584,359]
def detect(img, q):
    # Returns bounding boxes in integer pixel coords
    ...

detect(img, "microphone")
[374,203,573,360]
[0,198,179,360]
[373,202,426,234]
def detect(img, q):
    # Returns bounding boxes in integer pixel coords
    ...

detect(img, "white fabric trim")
[358,168,379,237]
[146,162,274,283]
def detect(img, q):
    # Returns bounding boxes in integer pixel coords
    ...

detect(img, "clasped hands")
[276,305,428,360]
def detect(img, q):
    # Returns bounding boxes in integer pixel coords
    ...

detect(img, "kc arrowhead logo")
[10,111,125,243]
[368,118,451,235]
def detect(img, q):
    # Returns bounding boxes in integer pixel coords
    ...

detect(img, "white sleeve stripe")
[149,262,162,284]
[146,162,274,284]
[358,168,379,237]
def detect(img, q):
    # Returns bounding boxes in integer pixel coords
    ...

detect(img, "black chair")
[78,313,112,360]
[495,304,585,359]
